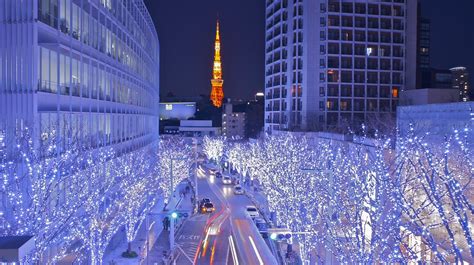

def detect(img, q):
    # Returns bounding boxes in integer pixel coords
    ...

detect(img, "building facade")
[0,0,160,153]
[222,102,246,139]
[450,67,470,102]
[264,0,417,133]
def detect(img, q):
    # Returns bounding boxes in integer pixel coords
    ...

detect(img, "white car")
[234,185,244,195]
[222,176,232,185]
[246,206,259,218]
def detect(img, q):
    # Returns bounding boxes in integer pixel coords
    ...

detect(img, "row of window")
[324,2,405,16]
[324,30,404,43]
[327,16,404,30]
[324,70,403,84]
[38,0,157,85]
[324,98,397,112]
[39,112,155,149]
[38,47,153,109]
[324,43,404,57]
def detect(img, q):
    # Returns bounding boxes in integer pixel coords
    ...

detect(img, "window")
[327,99,338,110]
[327,70,339,82]
[341,85,351,97]
[392,87,399,98]
[41,48,50,92]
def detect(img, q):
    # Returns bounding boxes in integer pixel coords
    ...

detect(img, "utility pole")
[170,212,178,253]
[170,159,173,201]
[193,137,198,198]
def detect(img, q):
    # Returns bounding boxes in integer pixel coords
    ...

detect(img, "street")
[171,163,278,265]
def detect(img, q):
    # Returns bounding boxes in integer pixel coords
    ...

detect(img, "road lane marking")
[228,235,239,265]
[248,236,264,265]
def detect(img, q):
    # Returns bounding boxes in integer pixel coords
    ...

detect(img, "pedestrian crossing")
[176,240,200,264]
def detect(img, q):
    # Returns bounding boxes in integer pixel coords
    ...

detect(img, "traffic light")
[171,212,178,219]
[170,211,189,219]
[268,228,292,241]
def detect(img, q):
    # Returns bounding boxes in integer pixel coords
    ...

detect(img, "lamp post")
[193,137,198,199]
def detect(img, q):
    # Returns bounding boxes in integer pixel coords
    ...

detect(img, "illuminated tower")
[210,20,224,108]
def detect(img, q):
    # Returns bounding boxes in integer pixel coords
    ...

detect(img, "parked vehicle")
[233,185,244,195]
[246,205,259,218]
[201,202,215,213]
[222,176,232,185]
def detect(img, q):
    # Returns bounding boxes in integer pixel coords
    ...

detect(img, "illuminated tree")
[116,147,158,256]
[66,146,123,265]
[0,127,86,262]
[394,126,474,263]
[202,136,224,165]
[157,136,192,203]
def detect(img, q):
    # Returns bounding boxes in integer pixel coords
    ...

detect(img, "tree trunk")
[127,241,132,254]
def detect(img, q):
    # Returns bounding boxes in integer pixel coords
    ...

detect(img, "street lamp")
[192,137,198,199]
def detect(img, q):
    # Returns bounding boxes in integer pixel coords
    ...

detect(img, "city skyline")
[145,0,473,100]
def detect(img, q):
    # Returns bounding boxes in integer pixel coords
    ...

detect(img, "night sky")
[144,0,473,100]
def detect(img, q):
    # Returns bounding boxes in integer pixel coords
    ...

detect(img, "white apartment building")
[0,0,160,153]
[265,0,417,132]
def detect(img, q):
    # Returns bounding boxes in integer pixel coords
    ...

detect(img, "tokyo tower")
[210,20,224,108]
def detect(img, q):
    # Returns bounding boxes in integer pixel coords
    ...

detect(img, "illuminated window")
[392,87,399,98]
[165,104,173,110]
[366,47,373,56]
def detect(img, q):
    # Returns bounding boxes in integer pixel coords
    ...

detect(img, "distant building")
[178,120,220,137]
[416,3,431,89]
[222,102,246,139]
[246,93,265,138]
[399,88,459,106]
[159,102,196,120]
[264,0,418,133]
[450,67,470,102]
[397,102,474,141]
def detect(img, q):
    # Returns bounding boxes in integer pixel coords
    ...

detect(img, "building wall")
[159,102,196,120]
[397,102,474,142]
[265,0,416,133]
[450,67,470,102]
[0,0,160,153]
[222,103,246,138]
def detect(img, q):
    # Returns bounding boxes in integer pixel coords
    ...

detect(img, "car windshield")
[247,207,257,211]
[204,203,214,208]
[235,186,241,190]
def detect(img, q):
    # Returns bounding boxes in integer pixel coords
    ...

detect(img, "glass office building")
[0,0,160,152]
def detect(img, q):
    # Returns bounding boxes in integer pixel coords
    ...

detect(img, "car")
[233,185,244,195]
[254,218,269,238]
[199,198,211,208]
[201,202,215,213]
[209,168,217,175]
[246,205,259,218]
[216,172,222,178]
[222,176,232,185]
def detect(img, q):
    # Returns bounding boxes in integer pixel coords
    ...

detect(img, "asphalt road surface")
[186,164,277,265]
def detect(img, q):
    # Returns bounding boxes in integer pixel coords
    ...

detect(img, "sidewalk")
[103,182,194,265]
[142,182,195,265]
